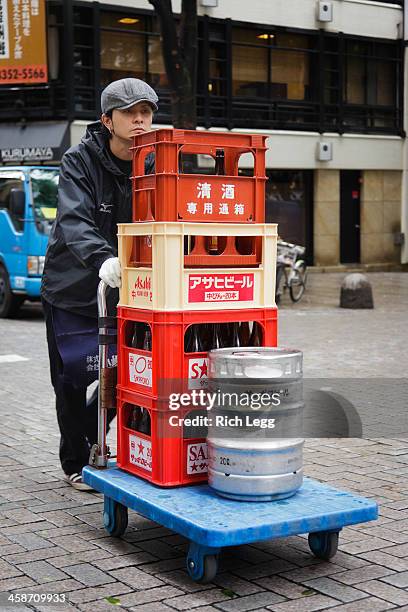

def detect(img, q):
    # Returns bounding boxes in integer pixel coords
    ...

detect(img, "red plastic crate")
[117,306,278,400]
[117,387,208,486]
[130,128,267,223]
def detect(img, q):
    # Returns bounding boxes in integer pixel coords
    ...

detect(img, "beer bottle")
[208,148,225,255]
[230,322,241,347]
[138,408,151,436]
[128,406,142,430]
[131,323,139,348]
[185,325,203,353]
[215,148,225,174]
[249,322,262,346]
[142,326,152,351]
[239,321,251,346]
[210,323,223,349]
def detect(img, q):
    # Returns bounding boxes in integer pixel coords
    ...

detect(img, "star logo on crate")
[199,361,208,377]
[138,441,145,455]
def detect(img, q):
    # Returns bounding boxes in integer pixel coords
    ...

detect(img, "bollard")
[340,273,374,309]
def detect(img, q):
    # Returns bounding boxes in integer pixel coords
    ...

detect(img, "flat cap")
[101,78,159,114]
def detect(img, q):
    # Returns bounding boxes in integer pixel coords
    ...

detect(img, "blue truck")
[0,166,59,317]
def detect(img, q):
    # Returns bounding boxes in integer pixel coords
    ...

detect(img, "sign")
[188,273,254,303]
[129,351,152,388]
[0,146,53,162]
[129,271,152,306]
[188,357,208,389]
[0,0,48,85]
[180,176,254,222]
[129,434,152,472]
[187,442,208,474]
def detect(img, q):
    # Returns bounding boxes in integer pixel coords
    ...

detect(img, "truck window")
[30,169,59,234]
[0,173,25,232]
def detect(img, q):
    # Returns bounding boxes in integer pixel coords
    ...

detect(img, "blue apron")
[52,306,117,388]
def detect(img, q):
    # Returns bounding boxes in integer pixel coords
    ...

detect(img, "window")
[232,27,314,102]
[342,38,400,131]
[230,25,318,129]
[271,33,312,101]
[100,12,147,86]
[0,173,25,232]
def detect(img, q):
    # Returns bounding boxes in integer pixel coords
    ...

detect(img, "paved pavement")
[0,272,407,611]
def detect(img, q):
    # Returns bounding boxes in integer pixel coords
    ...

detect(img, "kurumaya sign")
[0,0,47,85]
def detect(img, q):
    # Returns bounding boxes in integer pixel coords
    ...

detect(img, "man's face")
[104,101,154,142]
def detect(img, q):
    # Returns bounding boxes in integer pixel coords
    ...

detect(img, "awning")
[0,121,70,164]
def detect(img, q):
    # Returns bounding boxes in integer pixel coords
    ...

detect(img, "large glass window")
[232,27,269,98]
[100,13,147,86]
[343,38,400,130]
[232,28,314,102]
[271,33,311,101]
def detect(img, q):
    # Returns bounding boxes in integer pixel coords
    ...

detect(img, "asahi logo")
[1,147,54,162]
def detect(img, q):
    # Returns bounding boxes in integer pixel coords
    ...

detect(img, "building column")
[313,169,340,266]
[401,42,408,263]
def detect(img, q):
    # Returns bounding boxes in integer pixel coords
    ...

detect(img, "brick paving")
[0,272,406,610]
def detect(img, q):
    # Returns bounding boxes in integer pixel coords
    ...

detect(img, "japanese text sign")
[0,0,48,84]
[180,176,254,222]
[188,273,254,303]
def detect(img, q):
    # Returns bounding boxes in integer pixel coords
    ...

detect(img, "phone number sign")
[0,0,48,85]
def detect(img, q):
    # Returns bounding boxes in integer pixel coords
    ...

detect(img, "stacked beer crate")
[116,129,278,487]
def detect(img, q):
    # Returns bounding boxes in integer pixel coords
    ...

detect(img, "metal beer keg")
[207,347,304,501]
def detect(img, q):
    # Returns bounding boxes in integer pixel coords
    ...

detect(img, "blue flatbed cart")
[86,283,378,583]
[83,464,377,583]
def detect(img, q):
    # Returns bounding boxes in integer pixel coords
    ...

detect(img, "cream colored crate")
[118,222,277,311]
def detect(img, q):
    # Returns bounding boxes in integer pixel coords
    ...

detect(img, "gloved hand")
[99,257,121,288]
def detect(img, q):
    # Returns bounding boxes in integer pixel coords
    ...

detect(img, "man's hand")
[99,257,121,288]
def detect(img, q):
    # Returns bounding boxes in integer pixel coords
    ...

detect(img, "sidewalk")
[0,272,406,611]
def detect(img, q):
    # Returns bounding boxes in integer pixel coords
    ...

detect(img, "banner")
[0,0,47,84]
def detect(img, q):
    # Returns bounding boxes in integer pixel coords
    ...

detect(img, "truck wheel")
[0,266,24,318]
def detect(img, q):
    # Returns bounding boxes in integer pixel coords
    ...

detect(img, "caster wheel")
[103,500,128,537]
[187,554,218,584]
[308,530,339,560]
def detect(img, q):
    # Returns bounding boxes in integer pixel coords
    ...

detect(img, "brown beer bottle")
[138,408,151,436]
[249,322,262,346]
[142,326,152,351]
[239,321,251,346]
[185,325,203,353]
[210,323,223,349]
[131,323,139,348]
[230,322,241,347]
[128,406,142,430]
[208,148,225,255]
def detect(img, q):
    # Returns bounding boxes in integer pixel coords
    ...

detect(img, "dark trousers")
[42,300,116,475]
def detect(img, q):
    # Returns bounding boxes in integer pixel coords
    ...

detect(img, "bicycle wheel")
[275,265,285,304]
[289,263,306,302]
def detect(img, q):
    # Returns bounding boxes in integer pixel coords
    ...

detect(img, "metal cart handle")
[89,280,117,468]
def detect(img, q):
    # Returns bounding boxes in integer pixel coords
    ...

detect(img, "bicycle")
[275,240,307,304]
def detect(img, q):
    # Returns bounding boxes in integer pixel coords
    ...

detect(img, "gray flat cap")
[101,78,159,114]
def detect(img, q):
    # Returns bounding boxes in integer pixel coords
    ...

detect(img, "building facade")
[0,0,406,266]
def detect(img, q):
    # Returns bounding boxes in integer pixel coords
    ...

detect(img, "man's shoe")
[64,472,94,491]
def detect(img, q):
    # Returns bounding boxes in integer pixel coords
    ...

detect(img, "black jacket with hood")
[41,121,154,318]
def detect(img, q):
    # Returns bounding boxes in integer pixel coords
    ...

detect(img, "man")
[41,78,158,490]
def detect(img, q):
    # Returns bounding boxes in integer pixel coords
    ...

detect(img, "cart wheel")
[186,542,220,583]
[308,530,339,560]
[187,554,218,583]
[103,497,128,537]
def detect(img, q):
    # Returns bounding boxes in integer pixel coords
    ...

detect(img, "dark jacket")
[41,121,153,318]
